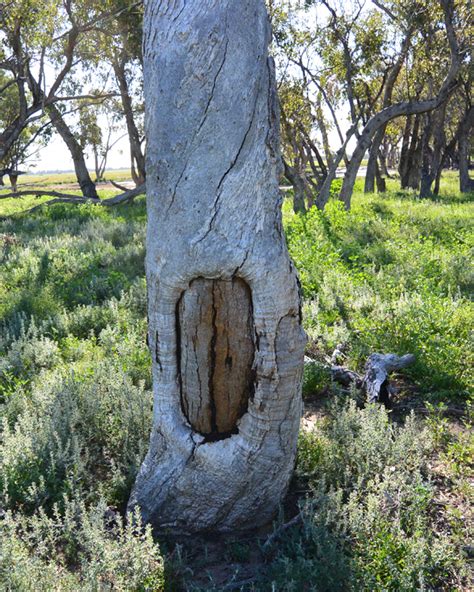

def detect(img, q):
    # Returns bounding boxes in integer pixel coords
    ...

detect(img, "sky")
[31,0,355,174]
[34,131,131,174]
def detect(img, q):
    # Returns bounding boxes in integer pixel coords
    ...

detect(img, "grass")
[0,171,472,590]
[285,174,473,400]
[0,171,130,217]
[8,168,132,187]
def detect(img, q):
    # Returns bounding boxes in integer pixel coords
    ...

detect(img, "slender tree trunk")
[339,84,458,208]
[113,58,146,186]
[434,165,443,195]
[315,94,333,169]
[47,104,98,199]
[365,28,413,194]
[419,114,434,198]
[399,116,412,187]
[375,159,386,193]
[93,146,100,182]
[407,121,423,190]
[420,103,447,198]
[284,160,307,214]
[459,106,474,192]
[379,145,391,178]
[129,0,306,534]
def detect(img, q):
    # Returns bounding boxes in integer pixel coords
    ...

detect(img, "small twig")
[262,513,303,552]
[222,577,260,590]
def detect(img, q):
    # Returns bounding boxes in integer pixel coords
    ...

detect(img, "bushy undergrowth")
[1,501,164,591]
[285,178,473,399]
[0,178,472,589]
[267,401,464,591]
[0,198,163,589]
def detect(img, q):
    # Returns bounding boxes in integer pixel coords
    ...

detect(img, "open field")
[0,173,473,590]
[5,168,132,187]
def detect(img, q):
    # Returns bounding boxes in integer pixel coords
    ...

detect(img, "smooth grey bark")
[129,0,306,534]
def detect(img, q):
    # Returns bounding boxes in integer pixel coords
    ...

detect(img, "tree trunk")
[339,84,457,208]
[129,0,306,534]
[407,126,423,190]
[315,94,333,169]
[283,159,307,214]
[364,129,381,194]
[459,106,474,193]
[375,159,386,193]
[419,114,434,198]
[47,104,98,199]
[399,116,413,187]
[365,28,413,195]
[420,103,447,198]
[113,58,146,186]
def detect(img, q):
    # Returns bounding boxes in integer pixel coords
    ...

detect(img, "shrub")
[0,362,152,513]
[0,499,164,591]
[267,401,465,591]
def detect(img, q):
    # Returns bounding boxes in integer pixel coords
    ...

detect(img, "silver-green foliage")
[1,500,163,591]
[268,401,466,591]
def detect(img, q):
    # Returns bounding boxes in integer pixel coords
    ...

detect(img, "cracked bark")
[128,0,305,533]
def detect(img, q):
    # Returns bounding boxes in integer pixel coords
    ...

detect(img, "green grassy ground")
[10,168,131,187]
[285,175,473,401]
[0,173,472,590]
[0,169,130,216]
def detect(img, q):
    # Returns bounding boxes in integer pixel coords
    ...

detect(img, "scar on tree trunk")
[178,277,255,440]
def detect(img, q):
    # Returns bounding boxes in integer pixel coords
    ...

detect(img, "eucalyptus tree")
[0,0,137,196]
[270,2,329,212]
[78,100,125,182]
[280,80,327,212]
[338,0,467,207]
[273,0,404,209]
[0,0,102,196]
[87,0,146,186]
[0,1,62,163]
[129,0,306,533]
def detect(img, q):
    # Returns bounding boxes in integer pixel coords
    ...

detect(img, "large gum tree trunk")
[128,0,306,533]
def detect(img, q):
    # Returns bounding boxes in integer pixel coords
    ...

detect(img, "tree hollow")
[178,277,255,439]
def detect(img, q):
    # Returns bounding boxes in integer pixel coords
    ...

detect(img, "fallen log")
[110,179,133,192]
[0,189,98,201]
[0,183,146,216]
[305,351,415,405]
[364,353,416,404]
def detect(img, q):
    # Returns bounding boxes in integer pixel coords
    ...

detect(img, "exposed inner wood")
[178,277,255,438]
